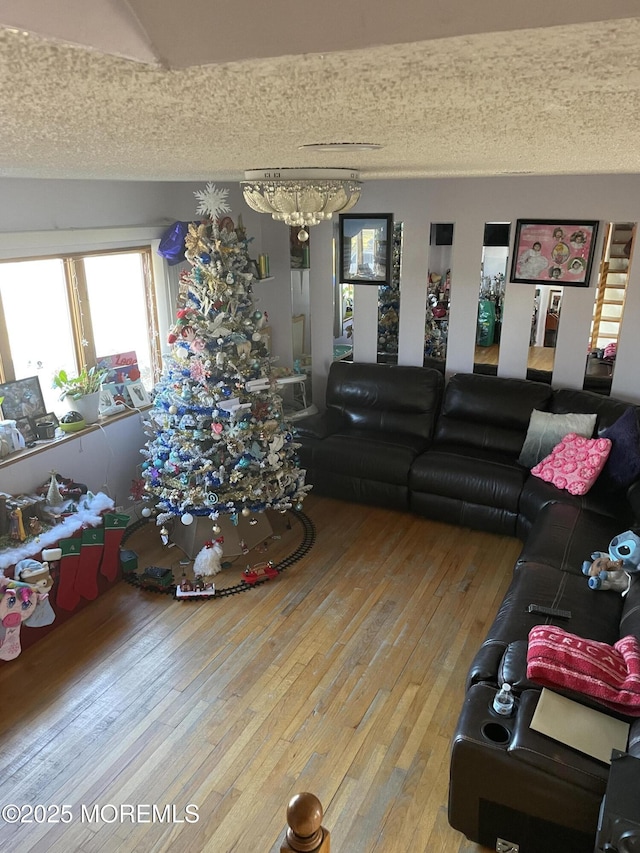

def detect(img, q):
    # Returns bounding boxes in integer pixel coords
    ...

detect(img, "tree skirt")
[121,508,315,600]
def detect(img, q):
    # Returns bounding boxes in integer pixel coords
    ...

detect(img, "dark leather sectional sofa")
[295,360,640,853]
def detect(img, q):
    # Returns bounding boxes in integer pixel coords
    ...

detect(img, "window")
[0,247,161,414]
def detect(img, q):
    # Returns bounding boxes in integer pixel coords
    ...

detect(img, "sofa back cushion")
[551,387,633,431]
[434,373,553,456]
[325,361,443,442]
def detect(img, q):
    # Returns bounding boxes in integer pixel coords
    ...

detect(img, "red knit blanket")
[527,625,640,716]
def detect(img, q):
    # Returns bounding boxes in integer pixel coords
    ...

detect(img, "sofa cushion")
[518,474,634,531]
[410,445,527,513]
[314,429,426,486]
[518,410,597,468]
[517,503,620,575]
[434,373,553,457]
[325,361,443,442]
[530,433,611,496]
[466,562,623,688]
[551,387,633,430]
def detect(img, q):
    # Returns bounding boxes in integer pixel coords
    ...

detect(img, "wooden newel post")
[280,792,330,853]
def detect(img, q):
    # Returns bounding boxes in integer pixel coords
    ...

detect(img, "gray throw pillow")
[518,409,597,468]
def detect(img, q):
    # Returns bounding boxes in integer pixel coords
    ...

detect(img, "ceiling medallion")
[241,168,362,239]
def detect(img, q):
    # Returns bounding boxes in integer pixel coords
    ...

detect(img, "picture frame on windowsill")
[126,381,151,408]
[0,376,47,423]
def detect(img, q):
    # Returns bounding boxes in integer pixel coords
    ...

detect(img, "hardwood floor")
[0,496,522,852]
[475,344,556,372]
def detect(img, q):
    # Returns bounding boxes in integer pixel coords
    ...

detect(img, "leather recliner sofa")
[295,360,640,853]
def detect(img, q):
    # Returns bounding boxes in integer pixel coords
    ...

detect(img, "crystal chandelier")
[241,169,361,240]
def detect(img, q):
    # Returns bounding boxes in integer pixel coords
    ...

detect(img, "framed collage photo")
[510,219,599,286]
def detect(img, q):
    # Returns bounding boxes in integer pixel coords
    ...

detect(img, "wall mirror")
[474,223,510,371]
[527,284,560,375]
[288,227,314,418]
[583,222,635,390]
[339,213,393,285]
[377,221,403,364]
[425,223,453,364]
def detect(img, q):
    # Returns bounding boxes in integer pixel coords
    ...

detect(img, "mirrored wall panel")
[474,223,510,371]
[425,223,453,365]
[377,221,403,364]
[583,222,635,391]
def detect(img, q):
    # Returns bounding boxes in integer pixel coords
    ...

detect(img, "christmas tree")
[141,184,309,536]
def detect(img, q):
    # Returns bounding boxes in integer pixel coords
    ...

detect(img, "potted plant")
[53,365,107,424]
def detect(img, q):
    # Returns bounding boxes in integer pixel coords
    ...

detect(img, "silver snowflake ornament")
[194,183,231,219]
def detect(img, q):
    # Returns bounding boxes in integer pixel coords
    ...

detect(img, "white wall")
[0,413,147,507]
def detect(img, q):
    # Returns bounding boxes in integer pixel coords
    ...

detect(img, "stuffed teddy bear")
[582,530,640,594]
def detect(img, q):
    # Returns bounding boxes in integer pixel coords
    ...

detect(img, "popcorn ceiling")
[1,17,640,181]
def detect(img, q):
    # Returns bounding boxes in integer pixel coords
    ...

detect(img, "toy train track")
[121,509,315,600]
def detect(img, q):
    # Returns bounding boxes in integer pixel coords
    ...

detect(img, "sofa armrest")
[293,409,344,440]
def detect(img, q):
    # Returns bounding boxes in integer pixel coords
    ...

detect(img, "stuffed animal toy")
[582,530,640,594]
[14,559,56,626]
[193,537,224,578]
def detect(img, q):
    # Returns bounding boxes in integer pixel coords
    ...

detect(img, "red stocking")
[56,538,82,612]
[75,527,104,601]
[100,513,129,582]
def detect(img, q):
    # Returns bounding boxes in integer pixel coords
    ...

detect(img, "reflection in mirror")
[425,223,453,365]
[377,221,403,364]
[474,223,510,371]
[583,223,635,391]
[527,282,560,374]
[333,279,354,362]
[289,270,314,416]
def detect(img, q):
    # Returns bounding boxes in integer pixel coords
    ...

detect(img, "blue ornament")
[199,252,211,264]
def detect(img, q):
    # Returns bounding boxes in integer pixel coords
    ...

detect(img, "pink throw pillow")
[530,432,611,495]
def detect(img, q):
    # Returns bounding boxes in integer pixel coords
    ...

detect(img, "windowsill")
[0,405,150,470]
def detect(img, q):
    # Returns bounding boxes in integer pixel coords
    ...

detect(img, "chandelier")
[241,169,361,239]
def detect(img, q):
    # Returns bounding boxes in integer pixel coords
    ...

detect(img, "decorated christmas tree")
[141,184,309,540]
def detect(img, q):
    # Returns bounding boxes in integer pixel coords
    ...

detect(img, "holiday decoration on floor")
[140,184,310,546]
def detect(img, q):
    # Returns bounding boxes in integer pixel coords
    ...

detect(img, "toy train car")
[141,566,174,588]
[242,561,278,585]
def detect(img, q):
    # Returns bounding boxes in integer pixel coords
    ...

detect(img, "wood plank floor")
[475,344,556,372]
[0,495,522,853]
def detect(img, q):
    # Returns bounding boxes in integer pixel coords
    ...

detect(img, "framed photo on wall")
[339,213,393,285]
[510,219,599,286]
[549,289,563,314]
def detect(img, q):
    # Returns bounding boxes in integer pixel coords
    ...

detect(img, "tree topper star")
[194,183,231,219]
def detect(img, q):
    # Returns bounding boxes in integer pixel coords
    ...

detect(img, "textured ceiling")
[1,2,640,182]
